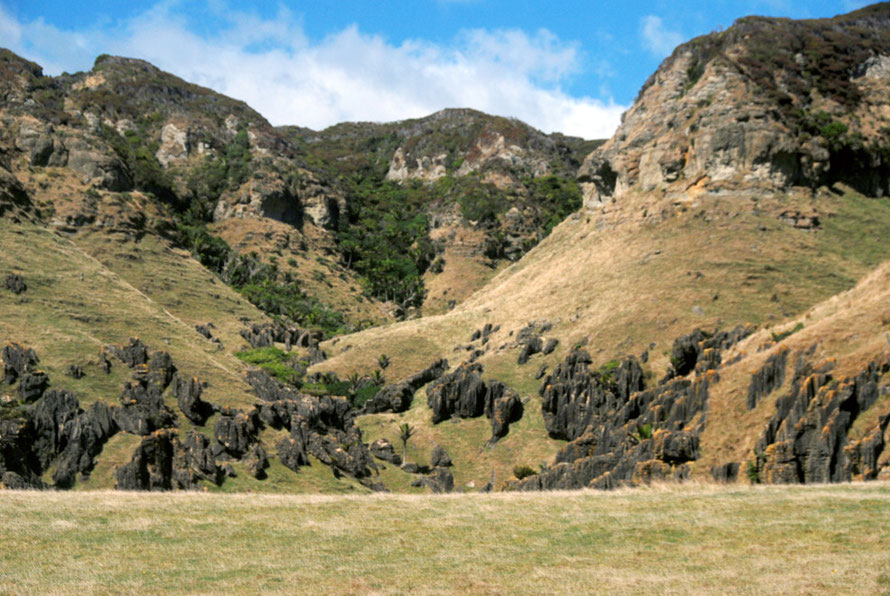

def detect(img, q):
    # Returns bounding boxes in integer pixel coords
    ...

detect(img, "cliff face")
[580,4,890,207]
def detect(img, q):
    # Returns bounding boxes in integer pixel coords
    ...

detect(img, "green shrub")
[235,347,301,385]
[513,465,537,480]
[771,322,804,343]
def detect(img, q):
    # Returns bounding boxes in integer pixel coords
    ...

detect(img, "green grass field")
[1,483,889,594]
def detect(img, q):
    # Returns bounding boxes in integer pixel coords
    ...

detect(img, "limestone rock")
[430,445,452,468]
[171,373,213,425]
[360,358,448,414]
[370,438,402,466]
[2,342,39,384]
[3,274,26,295]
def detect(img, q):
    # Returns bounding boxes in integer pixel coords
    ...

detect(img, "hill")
[3,4,890,493]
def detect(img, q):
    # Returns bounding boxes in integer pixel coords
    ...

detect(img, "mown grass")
[1,483,888,594]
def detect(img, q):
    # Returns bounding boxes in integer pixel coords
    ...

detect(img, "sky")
[0,1,874,138]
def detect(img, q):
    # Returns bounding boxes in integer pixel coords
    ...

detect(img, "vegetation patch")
[235,347,303,385]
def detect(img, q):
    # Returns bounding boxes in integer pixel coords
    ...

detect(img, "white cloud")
[640,15,684,58]
[0,2,625,139]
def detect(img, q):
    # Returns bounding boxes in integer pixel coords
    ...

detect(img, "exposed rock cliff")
[580,4,890,206]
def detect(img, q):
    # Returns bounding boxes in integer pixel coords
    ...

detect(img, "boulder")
[3,274,26,295]
[105,338,149,368]
[754,356,890,484]
[2,342,39,384]
[18,371,49,402]
[171,373,213,425]
[430,445,452,468]
[370,438,402,466]
[277,424,311,472]
[245,443,269,479]
[360,358,449,414]
[212,408,258,459]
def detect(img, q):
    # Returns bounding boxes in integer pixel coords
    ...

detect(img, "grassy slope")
[0,217,373,493]
[319,188,890,487]
[1,483,888,594]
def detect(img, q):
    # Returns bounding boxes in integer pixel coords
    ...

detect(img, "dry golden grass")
[1,483,889,594]
[697,258,890,475]
[318,188,890,489]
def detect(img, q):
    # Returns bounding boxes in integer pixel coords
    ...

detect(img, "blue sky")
[0,1,873,138]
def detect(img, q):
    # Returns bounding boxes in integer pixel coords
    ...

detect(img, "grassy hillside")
[1,483,888,594]
[311,187,890,487]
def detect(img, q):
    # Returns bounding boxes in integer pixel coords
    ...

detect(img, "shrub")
[771,322,804,343]
[513,465,537,480]
[235,347,302,385]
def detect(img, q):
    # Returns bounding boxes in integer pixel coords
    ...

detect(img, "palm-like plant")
[398,422,415,463]
[377,354,391,370]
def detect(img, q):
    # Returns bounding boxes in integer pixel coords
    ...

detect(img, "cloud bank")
[0,2,626,139]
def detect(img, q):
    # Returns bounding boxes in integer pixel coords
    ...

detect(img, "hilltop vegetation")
[3,4,890,494]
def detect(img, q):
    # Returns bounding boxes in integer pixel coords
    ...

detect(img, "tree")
[377,354,391,370]
[398,422,416,464]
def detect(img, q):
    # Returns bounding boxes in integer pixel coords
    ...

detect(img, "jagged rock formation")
[747,346,789,409]
[247,369,380,485]
[666,326,755,379]
[579,5,890,207]
[752,353,890,483]
[509,347,718,490]
[0,337,385,491]
[115,429,222,491]
[360,358,449,414]
[426,363,524,443]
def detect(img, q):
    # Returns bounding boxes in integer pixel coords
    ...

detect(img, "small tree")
[371,369,385,386]
[398,422,415,463]
[377,354,391,370]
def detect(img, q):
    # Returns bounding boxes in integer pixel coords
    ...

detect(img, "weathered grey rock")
[540,351,644,441]
[427,363,488,423]
[65,364,84,379]
[105,338,149,368]
[3,274,26,295]
[747,347,789,409]
[754,355,890,484]
[542,338,559,355]
[843,413,889,481]
[53,401,118,488]
[412,466,455,493]
[171,373,213,425]
[115,430,177,491]
[245,443,269,479]
[710,462,741,483]
[212,408,258,459]
[114,376,176,436]
[360,358,449,414]
[370,438,402,466]
[430,445,452,468]
[426,363,525,443]
[18,371,48,402]
[485,381,523,443]
[2,342,39,384]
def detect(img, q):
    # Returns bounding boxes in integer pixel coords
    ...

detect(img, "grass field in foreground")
[1,484,889,594]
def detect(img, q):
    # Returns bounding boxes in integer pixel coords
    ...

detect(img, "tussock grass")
[1,483,889,594]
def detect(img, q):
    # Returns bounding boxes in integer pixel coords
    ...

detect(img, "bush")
[235,347,302,385]
[513,465,537,480]
[771,322,804,343]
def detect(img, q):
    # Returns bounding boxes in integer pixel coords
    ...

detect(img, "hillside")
[3,4,890,493]
[318,3,890,490]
